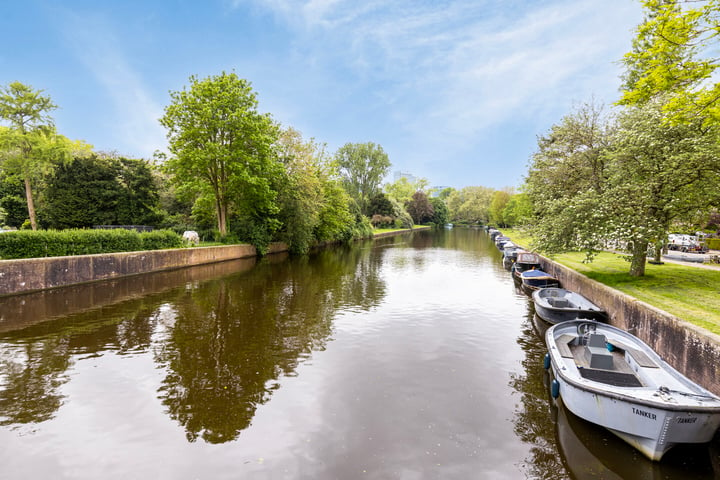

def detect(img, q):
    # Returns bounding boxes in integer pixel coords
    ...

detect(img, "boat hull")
[550,369,720,460]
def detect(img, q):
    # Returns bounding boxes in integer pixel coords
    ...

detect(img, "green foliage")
[233,216,280,255]
[707,238,720,250]
[314,178,355,244]
[488,190,512,227]
[620,0,720,124]
[388,196,413,229]
[0,195,26,228]
[428,197,449,226]
[274,127,325,254]
[140,230,184,250]
[160,72,281,238]
[367,192,394,216]
[0,82,70,230]
[502,193,533,227]
[335,142,391,215]
[384,176,429,205]
[0,229,182,259]
[525,98,720,276]
[446,186,494,224]
[41,154,162,229]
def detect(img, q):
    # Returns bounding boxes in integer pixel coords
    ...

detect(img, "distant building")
[394,171,417,183]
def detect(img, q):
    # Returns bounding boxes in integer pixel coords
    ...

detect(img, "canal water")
[0,228,717,479]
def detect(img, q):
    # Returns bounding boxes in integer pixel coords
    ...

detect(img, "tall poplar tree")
[335,142,391,215]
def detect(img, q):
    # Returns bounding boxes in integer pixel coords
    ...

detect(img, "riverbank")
[0,227,429,297]
[502,228,720,334]
[497,228,720,395]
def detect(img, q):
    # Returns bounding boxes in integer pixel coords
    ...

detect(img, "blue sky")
[1,0,643,190]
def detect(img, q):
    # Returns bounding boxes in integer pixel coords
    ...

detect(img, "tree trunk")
[24,176,38,231]
[216,207,227,237]
[629,240,648,276]
[652,240,663,263]
[216,196,227,237]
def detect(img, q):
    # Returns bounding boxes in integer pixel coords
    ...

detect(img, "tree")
[489,190,512,227]
[524,100,613,256]
[428,197,449,226]
[406,190,434,224]
[502,193,533,227]
[367,192,394,217]
[603,101,720,275]
[0,82,69,230]
[42,155,120,228]
[335,142,391,215]
[384,175,429,205]
[314,175,355,243]
[446,186,494,224]
[114,156,162,226]
[0,170,26,227]
[160,72,281,239]
[42,154,162,229]
[620,1,720,124]
[274,127,325,254]
[526,99,720,276]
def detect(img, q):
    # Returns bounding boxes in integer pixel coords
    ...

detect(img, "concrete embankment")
[0,243,284,297]
[540,256,720,396]
[0,228,426,297]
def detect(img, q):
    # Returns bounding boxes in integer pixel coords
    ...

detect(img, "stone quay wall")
[540,256,720,396]
[0,244,269,297]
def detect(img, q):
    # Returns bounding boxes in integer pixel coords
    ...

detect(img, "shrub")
[0,229,183,260]
[140,230,184,250]
[707,238,720,250]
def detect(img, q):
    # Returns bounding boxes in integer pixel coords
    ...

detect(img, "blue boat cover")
[521,269,552,278]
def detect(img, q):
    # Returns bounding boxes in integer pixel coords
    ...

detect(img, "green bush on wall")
[0,229,184,260]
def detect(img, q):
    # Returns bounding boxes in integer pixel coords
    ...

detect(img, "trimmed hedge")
[0,229,184,260]
[707,238,720,250]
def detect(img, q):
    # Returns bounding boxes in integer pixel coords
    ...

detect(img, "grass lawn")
[373,226,430,235]
[503,229,720,335]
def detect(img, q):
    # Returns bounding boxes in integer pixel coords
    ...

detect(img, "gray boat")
[532,287,608,324]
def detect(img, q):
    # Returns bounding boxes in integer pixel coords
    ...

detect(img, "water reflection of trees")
[0,244,386,441]
[155,244,387,443]
[0,299,164,426]
[0,337,70,426]
[508,303,568,480]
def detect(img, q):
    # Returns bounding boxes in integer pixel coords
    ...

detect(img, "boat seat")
[548,298,569,308]
[556,334,575,358]
[609,340,659,368]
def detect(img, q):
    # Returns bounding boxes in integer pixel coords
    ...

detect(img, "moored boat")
[520,269,560,295]
[532,287,607,324]
[511,252,542,284]
[495,236,511,250]
[502,246,521,270]
[545,320,720,461]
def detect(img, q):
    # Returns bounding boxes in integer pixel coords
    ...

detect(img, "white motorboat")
[544,320,720,461]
